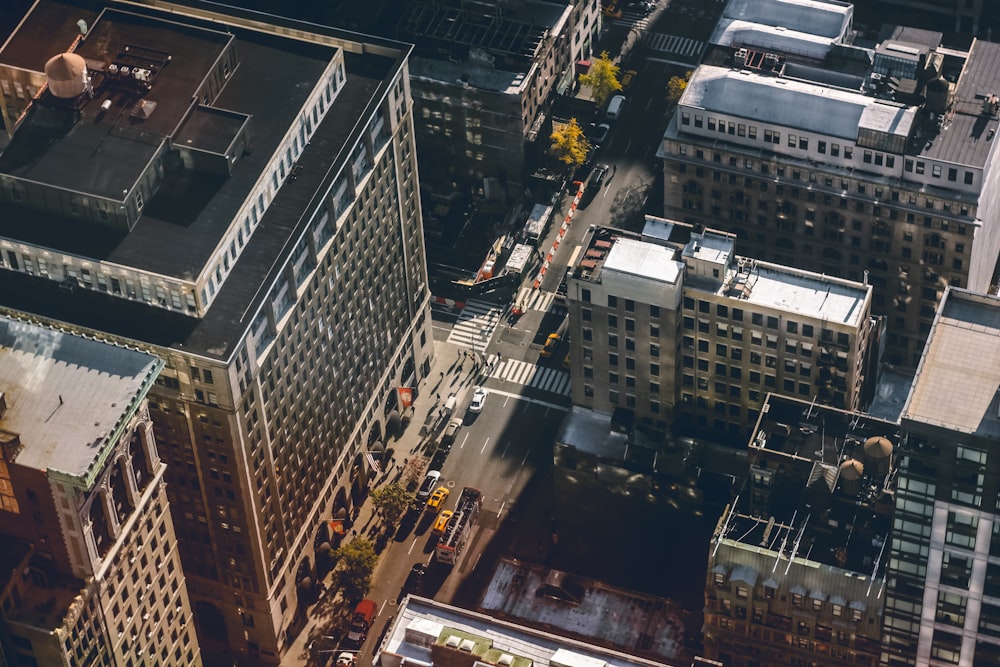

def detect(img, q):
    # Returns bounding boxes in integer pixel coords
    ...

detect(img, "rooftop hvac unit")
[735,47,748,66]
[764,53,779,65]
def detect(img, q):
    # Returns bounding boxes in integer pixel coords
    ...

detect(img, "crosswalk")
[446,299,502,351]
[514,286,560,313]
[619,8,653,31]
[644,33,705,61]
[489,358,571,397]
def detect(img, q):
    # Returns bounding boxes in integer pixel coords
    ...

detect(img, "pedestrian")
[436,393,440,402]
[439,371,445,379]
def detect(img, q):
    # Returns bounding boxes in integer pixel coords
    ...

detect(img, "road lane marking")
[521,450,530,466]
[407,537,418,555]
[460,432,470,449]
[485,386,570,411]
[480,437,490,454]
[501,441,510,458]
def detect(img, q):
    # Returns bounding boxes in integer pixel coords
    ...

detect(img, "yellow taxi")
[426,486,450,512]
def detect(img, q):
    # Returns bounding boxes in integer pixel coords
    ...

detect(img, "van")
[606,94,626,120]
[432,510,454,536]
[345,599,377,646]
[443,393,457,416]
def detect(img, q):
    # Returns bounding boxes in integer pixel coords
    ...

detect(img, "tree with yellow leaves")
[578,51,622,109]
[550,118,591,169]
[667,71,692,108]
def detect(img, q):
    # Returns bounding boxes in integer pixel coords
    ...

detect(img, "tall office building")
[0,315,201,666]
[706,394,899,667]
[658,31,1000,368]
[0,1,433,663]
[565,219,876,440]
[881,288,1000,666]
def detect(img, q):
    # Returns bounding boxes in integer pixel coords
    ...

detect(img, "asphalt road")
[349,359,566,659]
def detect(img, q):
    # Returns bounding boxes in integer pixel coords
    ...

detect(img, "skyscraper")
[0,314,201,666]
[882,288,1000,666]
[0,1,432,663]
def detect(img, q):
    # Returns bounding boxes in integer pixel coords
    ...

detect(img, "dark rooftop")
[915,38,1000,168]
[0,4,338,281]
[0,1,407,360]
[723,394,899,574]
[0,8,233,202]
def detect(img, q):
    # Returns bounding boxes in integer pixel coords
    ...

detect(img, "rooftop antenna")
[785,514,810,575]
[803,395,818,420]
[867,533,888,596]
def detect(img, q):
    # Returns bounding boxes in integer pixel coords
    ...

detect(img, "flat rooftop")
[903,288,1000,438]
[396,0,554,67]
[0,2,334,280]
[734,262,869,326]
[0,2,406,360]
[0,315,159,481]
[603,238,682,285]
[711,0,852,60]
[722,0,852,39]
[681,65,916,143]
[738,395,899,574]
[479,558,686,663]
[381,595,677,667]
[409,56,525,95]
[0,8,233,202]
[915,39,1000,169]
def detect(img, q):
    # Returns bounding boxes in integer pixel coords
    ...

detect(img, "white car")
[469,386,488,413]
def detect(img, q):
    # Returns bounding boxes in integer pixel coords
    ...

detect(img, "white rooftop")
[738,263,869,325]
[0,316,160,483]
[902,289,1000,438]
[684,232,734,265]
[722,0,852,38]
[711,21,837,60]
[603,238,682,284]
[680,66,916,142]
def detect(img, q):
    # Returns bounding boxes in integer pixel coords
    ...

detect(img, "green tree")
[578,51,622,108]
[369,482,411,524]
[667,71,692,107]
[550,118,591,169]
[330,539,378,602]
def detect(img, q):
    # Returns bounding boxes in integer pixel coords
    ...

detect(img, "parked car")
[402,563,426,597]
[469,386,488,413]
[591,122,611,144]
[606,94,626,120]
[345,599,377,647]
[426,486,450,512]
[441,417,462,445]
[416,471,441,501]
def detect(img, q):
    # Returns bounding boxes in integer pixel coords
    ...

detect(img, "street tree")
[330,538,377,602]
[402,456,426,490]
[550,118,591,169]
[578,51,622,108]
[369,482,411,524]
[667,71,692,108]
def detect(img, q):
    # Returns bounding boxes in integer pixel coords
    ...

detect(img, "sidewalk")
[284,339,477,666]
